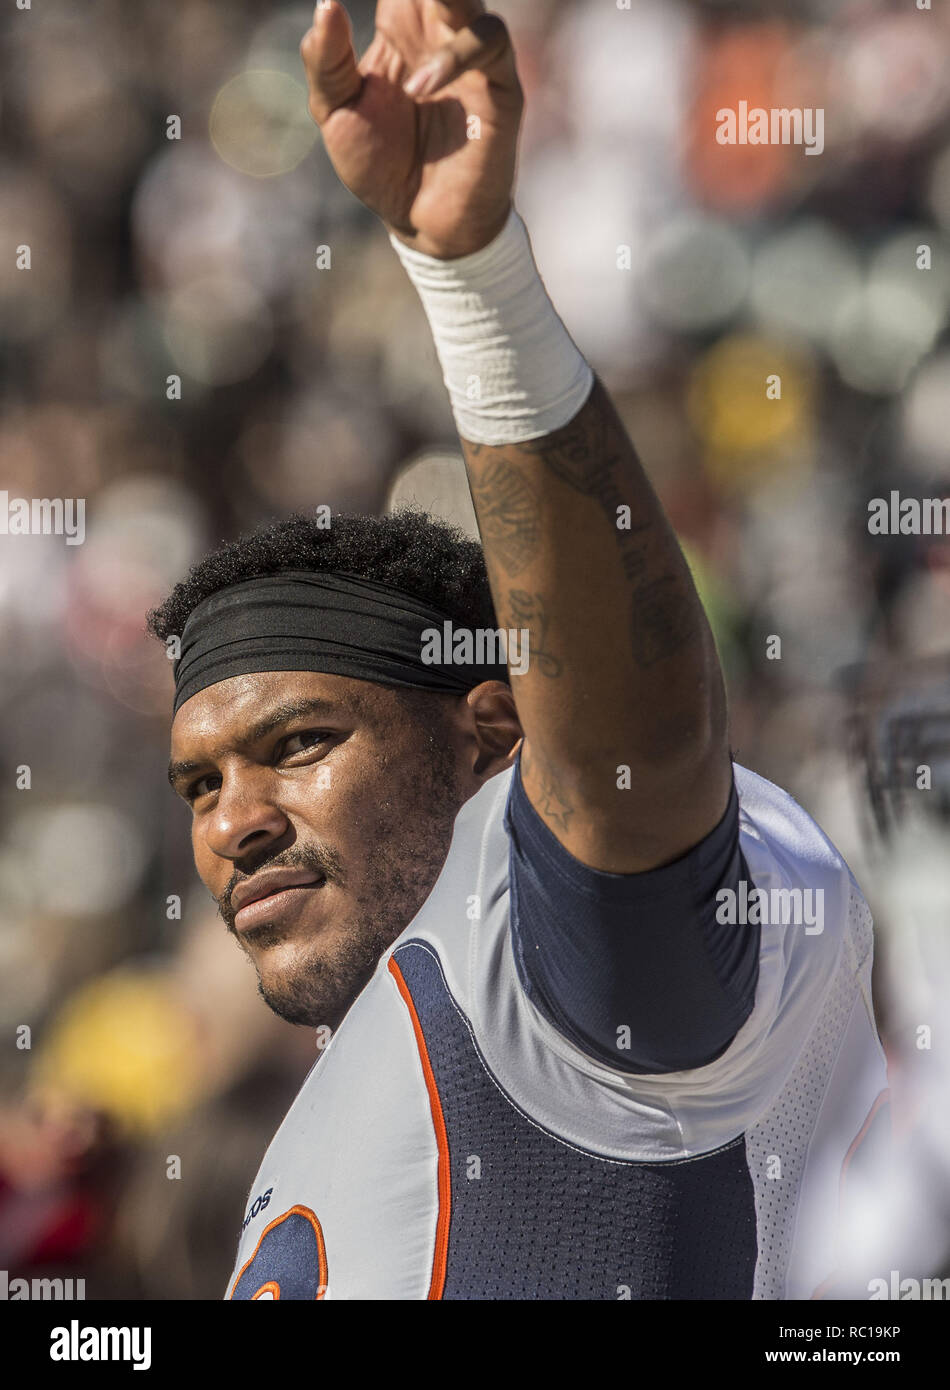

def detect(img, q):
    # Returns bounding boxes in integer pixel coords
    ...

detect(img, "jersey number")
[230,1205,328,1300]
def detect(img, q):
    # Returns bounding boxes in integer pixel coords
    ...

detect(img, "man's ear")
[464,681,523,780]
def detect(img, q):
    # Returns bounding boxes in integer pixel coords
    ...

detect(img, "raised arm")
[459,378,730,871]
[301,0,732,873]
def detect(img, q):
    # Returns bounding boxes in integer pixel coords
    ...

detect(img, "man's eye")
[280,731,330,758]
[188,773,221,802]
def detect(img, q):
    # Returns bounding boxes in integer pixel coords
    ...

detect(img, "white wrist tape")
[389,207,594,445]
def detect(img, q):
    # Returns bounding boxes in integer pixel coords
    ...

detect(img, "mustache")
[218,842,344,930]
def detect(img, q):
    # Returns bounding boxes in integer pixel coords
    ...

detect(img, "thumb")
[300,1,362,125]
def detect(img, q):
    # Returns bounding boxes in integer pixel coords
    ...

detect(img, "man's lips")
[231,867,326,929]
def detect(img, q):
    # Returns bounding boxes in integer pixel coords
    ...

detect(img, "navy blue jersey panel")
[504,753,759,1073]
[392,940,758,1301]
[231,1210,324,1300]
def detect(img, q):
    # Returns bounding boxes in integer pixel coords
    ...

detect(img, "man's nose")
[203,766,290,862]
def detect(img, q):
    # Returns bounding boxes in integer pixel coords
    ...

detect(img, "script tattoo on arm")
[514,378,698,669]
[507,589,562,677]
[520,739,573,830]
[467,456,541,577]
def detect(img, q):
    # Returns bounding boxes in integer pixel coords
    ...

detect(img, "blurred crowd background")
[2,0,950,1298]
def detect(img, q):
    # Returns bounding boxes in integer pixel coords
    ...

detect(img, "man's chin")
[255,978,328,1029]
[253,957,344,1031]
[250,935,380,1033]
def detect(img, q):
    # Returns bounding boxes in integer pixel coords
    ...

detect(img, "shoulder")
[733,762,870,957]
[734,762,850,871]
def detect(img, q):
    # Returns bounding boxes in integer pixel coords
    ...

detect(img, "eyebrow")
[167,694,365,791]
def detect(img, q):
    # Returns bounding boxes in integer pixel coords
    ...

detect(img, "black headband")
[172,570,509,715]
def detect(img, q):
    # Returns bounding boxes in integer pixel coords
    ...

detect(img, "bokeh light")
[32,972,206,1135]
[641,215,749,333]
[687,333,815,488]
[830,281,942,395]
[210,70,318,178]
[159,274,275,386]
[1,804,146,918]
[901,351,950,480]
[750,221,861,344]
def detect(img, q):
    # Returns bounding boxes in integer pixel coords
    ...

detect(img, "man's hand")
[300,0,523,259]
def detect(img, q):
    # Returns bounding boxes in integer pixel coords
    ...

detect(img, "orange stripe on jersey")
[389,955,451,1300]
[229,1204,328,1300]
[252,1281,280,1300]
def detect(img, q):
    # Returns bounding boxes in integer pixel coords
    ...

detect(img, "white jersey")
[226,763,888,1300]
